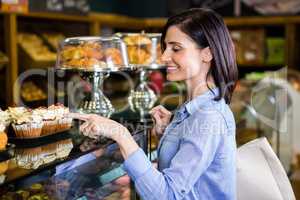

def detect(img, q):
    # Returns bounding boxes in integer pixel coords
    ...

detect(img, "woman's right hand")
[149,105,172,136]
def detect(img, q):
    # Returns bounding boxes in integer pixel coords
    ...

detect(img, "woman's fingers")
[80,121,89,133]
[153,112,162,125]
[149,105,163,114]
[157,105,171,115]
[150,105,171,117]
[80,122,100,139]
[67,112,90,121]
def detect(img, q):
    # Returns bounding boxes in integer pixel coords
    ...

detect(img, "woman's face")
[161,26,211,82]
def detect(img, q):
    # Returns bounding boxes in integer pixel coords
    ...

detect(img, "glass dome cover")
[56,36,130,70]
[115,32,163,67]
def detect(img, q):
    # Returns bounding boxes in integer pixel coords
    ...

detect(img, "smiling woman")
[71,8,238,200]
[161,8,238,102]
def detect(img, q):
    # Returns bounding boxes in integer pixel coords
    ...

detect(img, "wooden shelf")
[0,10,299,106]
[2,11,300,28]
[225,16,300,26]
[0,10,90,22]
[142,16,300,27]
[89,12,144,29]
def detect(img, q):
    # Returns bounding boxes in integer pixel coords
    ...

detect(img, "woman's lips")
[167,66,178,73]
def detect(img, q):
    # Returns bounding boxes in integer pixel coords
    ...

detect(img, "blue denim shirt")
[123,88,236,200]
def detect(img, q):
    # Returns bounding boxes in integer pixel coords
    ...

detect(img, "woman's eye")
[172,46,181,52]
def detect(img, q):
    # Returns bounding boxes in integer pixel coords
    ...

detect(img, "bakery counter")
[0,116,149,200]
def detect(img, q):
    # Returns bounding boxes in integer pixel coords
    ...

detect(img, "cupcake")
[8,106,28,116]
[0,108,11,130]
[14,147,43,169]
[33,107,57,136]
[48,104,72,132]
[11,109,43,138]
[41,143,57,164]
[56,139,73,159]
[0,123,8,151]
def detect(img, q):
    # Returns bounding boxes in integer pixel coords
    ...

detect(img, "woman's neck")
[186,76,215,100]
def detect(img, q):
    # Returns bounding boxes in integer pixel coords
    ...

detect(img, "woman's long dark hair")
[161,8,238,104]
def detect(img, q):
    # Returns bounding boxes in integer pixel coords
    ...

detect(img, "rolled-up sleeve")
[123,110,226,200]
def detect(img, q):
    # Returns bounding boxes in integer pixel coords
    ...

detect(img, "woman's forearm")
[114,129,139,160]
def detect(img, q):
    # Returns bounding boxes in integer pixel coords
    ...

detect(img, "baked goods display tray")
[7,129,73,148]
[56,65,137,73]
[135,64,166,71]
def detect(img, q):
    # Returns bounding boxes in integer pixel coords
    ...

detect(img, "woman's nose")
[161,50,171,64]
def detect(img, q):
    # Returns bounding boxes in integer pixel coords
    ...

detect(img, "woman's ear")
[202,47,213,63]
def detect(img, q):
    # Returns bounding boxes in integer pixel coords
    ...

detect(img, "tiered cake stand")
[57,66,134,117]
[128,64,166,121]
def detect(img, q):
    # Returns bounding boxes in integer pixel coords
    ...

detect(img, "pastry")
[42,33,65,51]
[56,139,73,159]
[41,143,57,164]
[21,82,47,102]
[14,147,43,169]
[59,38,126,69]
[61,42,104,69]
[123,34,151,45]
[8,106,28,117]
[10,109,43,138]
[0,123,8,150]
[105,48,123,66]
[48,104,72,132]
[127,46,151,64]
[122,34,163,65]
[33,107,57,136]
[0,109,11,129]
[18,33,56,61]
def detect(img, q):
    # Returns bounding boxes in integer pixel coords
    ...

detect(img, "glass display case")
[0,115,149,200]
[114,32,162,67]
[114,32,165,120]
[56,36,131,70]
[55,36,135,116]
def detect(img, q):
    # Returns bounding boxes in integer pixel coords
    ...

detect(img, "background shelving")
[1,11,300,107]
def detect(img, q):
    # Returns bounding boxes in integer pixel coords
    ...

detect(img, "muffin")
[14,147,43,169]
[0,123,8,151]
[0,109,11,130]
[56,139,73,159]
[33,107,57,136]
[8,106,28,116]
[41,143,57,164]
[48,104,72,132]
[11,110,43,138]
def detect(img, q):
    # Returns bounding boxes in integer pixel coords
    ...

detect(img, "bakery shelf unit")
[1,11,300,106]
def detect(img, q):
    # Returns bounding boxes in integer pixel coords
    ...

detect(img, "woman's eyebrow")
[165,41,183,46]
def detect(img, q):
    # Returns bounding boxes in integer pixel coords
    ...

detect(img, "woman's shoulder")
[188,98,235,131]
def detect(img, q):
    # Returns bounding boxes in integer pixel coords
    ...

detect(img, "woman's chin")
[167,74,183,81]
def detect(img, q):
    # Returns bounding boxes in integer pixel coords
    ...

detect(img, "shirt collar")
[185,87,219,115]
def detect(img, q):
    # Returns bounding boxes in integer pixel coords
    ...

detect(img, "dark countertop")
[0,111,151,198]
